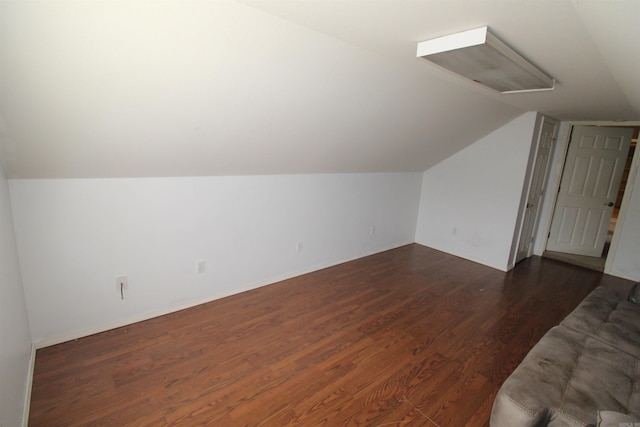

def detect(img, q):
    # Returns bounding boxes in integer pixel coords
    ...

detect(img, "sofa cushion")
[629,282,640,305]
[560,286,640,358]
[491,326,640,427]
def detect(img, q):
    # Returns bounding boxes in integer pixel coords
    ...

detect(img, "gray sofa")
[490,285,640,427]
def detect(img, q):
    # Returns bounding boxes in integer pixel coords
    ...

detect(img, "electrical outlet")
[197,260,206,274]
[296,241,303,252]
[370,226,376,236]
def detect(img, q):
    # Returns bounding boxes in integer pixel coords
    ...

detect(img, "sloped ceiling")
[242,0,640,121]
[0,0,638,179]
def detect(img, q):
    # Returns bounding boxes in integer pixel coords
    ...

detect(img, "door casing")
[534,120,640,274]
[546,125,633,257]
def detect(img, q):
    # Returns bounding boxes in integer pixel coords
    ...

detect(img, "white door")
[515,119,558,263]
[546,125,633,257]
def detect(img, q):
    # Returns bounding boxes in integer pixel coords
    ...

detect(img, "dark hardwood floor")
[29,244,635,426]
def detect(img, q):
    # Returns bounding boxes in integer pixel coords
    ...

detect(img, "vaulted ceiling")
[1,0,638,179]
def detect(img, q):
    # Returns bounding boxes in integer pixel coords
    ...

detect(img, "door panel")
[582,209,605,246]
[546,126,633,257]
[515,119,557,263]
[556,207,578,243]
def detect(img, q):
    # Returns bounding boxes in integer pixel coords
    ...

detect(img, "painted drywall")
[414,112,539,271]
[9,173,421,346]
[0,159,33,427]
[0,0,521,179]
[604,144,640,281]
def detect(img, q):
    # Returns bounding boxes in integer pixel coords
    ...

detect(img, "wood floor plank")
[29,244,635,426]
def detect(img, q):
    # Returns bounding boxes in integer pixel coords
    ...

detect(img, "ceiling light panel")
[417,26,555,93]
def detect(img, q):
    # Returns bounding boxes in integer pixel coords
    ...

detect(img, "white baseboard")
[414,240,510,272]
[34,242,412,349]
[22,343,36,427]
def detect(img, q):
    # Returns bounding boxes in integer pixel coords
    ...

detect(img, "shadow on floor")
[543,250,605,272]
[543,239,610,273]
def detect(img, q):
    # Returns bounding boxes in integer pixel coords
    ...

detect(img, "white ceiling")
[0,0,638,179]
[241,0,640,120]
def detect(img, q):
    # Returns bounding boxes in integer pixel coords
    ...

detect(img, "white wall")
[9,173,422,346]
[0,0,520,179]
[414,112,539,271]
[0,160,33,427]
[605,141,640,281]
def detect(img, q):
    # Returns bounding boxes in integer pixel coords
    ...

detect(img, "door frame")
[511,115,559,266]
[534,120,640,274]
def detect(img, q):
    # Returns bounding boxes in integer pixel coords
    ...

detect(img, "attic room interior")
[1,1,640,426]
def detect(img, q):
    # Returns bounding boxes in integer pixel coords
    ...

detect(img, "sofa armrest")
[596,411,640,427]
[628,282,640,305]
[491,325,640,427]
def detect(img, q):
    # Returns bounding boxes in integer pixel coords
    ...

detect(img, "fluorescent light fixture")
[416,26,555,93]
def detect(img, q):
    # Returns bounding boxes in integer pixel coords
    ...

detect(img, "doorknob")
[604,202,614,207]
[526,203,534,208]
